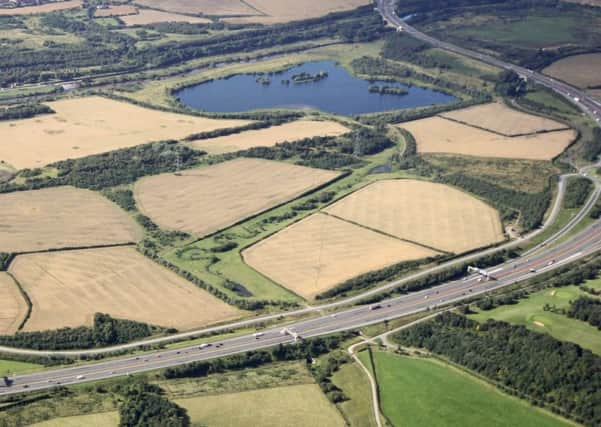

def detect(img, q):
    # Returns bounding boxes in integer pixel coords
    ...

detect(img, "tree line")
[567,296,601,329]
[394,312,601,426]
[0,103,53,121]
[118,381,190,427]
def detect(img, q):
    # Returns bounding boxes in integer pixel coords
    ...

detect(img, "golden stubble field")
[0,186,143,253]
[440,102,568,136]
[400,116,575,160]
[324,179,505,254]
[543,53,601,89]
[135,158,340,237]
[0,96,249,169]
[225,0,370,24]
[0,0,81,15]
[243,213,439,299]
[133,0,257,16]
[0,273,27,335]
[121,9,212,25]
[187,120,349,155]
[10,247,241,332]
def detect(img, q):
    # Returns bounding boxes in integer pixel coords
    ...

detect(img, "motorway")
[2,1,601,395]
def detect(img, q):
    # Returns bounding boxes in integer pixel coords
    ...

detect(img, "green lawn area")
[368,351,574,427]
[331,357,378,427]
[0,359,41,376]
[470,283,601,355]
[31,413,118,427]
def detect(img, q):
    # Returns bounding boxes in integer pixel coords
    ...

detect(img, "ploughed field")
[93,5,137,17]
[133,0,258,16]
[187,120,349,155]
[134,158,341,237]
[0,96,248,169]
[244,179,504,299]
[0,186,143,253]
[0,0,81,15]
[543,53,601,89]
[9,246,241,332]
[0,273,28,335]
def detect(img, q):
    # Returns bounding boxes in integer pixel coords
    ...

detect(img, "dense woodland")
[564,177,593,209]
[567,297,601,329]
[0,103,53,121]
[118,382,190,427]
[394,312,601,426]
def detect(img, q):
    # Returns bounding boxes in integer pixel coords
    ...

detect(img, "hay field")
[324,180,505,254]
[10,247,241,332]
[121,9,212,25]
[135,158,340,237]
[543,53,601,88]
[400,116,575,160]
[94,5,137,17]
[0,0,81,15]
[440,102,568,136]
[0,96,248,169]
[133,0,257,16]
[0,273,27,335]
[243,213,439,299]
[225,0,370,24]
[187,120,349,155]
[0,186,142,253]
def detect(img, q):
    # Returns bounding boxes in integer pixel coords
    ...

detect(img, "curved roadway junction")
[2,0,601,395]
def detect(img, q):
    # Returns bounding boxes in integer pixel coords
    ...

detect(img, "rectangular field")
[243,213,439,299]
[0,96,249,169]
[10,247,241,332]
[134,158,340,237]
[400,116,575,161]
[0,1,81,15]
[324,179,505,254]
[187,120,349,155]
[121,9,212,26]
[133,0,257,16]
[225,0,370,24]
[0,186,143,253]
[366,351,572,427]
[94,5,137,17]
[0,273,27,335]
[440,102,568,136]
[543,53,601,89]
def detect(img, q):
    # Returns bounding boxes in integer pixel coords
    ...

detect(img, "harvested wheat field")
[226,0,370,24]
[121,9,212,25]
[243,213,439,299]
[0,273,28,335]
[0,186,142,253]
[94,5,137,17]
[187,120,349,155]
[135,158,340,237]
[133,0,257,16]
[0,0,81,15]
[543,53,601,89]
[440,102,568,136]
[10,247,241,332]
[0,96,249,169]
[400,116,575,160]
[324,180,505,254]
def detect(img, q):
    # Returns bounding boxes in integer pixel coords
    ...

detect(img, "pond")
[175,61,456,115]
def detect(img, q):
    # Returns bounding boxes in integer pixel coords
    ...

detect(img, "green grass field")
[331,358,378,427]
[470,283,601,355]
[0,359,41,376]
[31,413,118,427]
[366,351,574,427]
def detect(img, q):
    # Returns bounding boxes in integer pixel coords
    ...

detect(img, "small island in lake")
[291,70,328,84]
[368,84,409,96]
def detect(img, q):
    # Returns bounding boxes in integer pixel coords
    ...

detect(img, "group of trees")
[118,382,190,427]
[394,312,601,426]
[567,296,601,329]
[0,103,53,121]
[564,177,593,209]
[0,313,166,350]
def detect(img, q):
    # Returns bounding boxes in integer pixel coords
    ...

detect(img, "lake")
[175,61,456,115]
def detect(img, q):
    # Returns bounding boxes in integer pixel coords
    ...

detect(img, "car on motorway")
[199,343,212,349]
[76,375,85,380]
[253,332,264,339]
[369,304,382,310]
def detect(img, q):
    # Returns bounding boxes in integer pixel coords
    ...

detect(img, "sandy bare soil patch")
[0,96,248,169]
[0,0,81,15]
[225,0,370,24]
[121,9,211,25]
[324,179,505,254]
[0,273,27,335]
[135,158,340,237]
[94,5,137,17]
[243,213,438,299]
[440,102,568,136]
[187,120,349,155]
[400,116,575,160]
[225,0,369,24]
[133,0,257,16]
[10,247,241,332]
[0,186,142,253]
[543,53,601,88]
